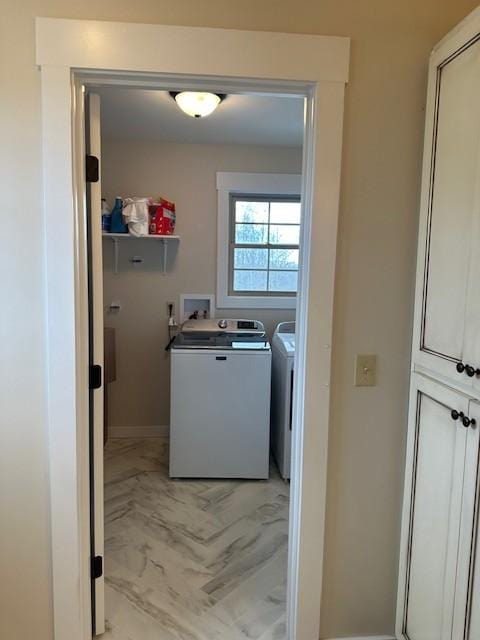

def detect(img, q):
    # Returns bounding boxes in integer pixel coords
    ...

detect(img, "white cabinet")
[413,32,480,392]
[398,8,480,640]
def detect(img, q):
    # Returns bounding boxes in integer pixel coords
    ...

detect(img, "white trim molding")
[109,425,169,438]
[216,172,302,309]
[217,172,302,194]
[323,636,395,640]
[35,19,349,83]
[36,17,349,640]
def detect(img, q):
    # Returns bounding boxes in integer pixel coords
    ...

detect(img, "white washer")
[271,322,295,480]
[169,319,271,479]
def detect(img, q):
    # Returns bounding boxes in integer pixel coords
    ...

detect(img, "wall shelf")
[102,233,180,274]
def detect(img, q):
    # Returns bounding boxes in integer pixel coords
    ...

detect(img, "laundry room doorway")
[88,83,304,639]
[37,18,349,640]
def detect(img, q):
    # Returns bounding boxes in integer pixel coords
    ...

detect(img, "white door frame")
[36,17,349,640]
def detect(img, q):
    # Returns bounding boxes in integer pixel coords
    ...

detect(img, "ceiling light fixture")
[169,91,226,118]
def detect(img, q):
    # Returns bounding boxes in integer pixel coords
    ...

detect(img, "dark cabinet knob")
[456,362,480,377]
[452,409,476,427]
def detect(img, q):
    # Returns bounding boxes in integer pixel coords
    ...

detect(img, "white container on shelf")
[122,197,150,236]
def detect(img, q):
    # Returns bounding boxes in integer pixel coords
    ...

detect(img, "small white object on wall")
[180,293,215,322]
[108,301,121,313]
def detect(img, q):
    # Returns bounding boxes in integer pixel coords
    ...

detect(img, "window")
[230,195,301,296]
[217,172,302,309]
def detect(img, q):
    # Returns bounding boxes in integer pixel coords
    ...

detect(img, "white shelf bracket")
[162,238,167,275]
[112,237,119,274]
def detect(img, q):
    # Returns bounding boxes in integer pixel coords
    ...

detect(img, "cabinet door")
[466,161,480,396]
[396,374,470,640]
[466,552,479,640]
[414,36,480,389]
[458,400,480,640]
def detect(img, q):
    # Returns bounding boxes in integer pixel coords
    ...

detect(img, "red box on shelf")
[149,198,176,235]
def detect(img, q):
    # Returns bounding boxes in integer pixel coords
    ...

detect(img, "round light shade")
[171,91,224,118]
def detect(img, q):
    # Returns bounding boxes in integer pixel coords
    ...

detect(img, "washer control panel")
[182,318,265,335]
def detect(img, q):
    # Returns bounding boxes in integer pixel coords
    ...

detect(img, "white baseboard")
[323,636,395,640]
[109,425,169,438]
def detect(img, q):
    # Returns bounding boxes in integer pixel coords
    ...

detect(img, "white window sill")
[217,294,296,309]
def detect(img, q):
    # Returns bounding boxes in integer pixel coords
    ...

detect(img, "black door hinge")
[89,364,102,390]
[91,555,103,579]
[86,155,99,183]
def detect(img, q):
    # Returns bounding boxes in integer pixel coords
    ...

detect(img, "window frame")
[217,172,302,309]
[229,193,301,297]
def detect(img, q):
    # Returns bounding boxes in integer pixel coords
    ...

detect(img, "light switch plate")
[354,354,377,387]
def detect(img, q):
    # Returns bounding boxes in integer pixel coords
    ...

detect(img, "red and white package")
[149,198,176,235]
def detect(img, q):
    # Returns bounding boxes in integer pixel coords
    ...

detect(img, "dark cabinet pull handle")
[450,409,477,427]
[456,362,480,377]
[451,409,476,427]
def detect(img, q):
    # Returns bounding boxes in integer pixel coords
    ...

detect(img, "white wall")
[2,2,479,639]
[101,139,301,428]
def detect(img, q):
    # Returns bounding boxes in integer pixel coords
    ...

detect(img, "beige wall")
[2,1,479,639]
[101,140,301,428]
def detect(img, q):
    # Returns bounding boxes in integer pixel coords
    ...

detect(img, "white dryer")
[169,319,271,479]
[271,322,295,480]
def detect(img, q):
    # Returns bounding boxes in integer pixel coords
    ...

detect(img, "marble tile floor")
[103,438,289,640]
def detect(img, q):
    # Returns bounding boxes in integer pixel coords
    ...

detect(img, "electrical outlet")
[166,301,175,318]
[354,354,377,387]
